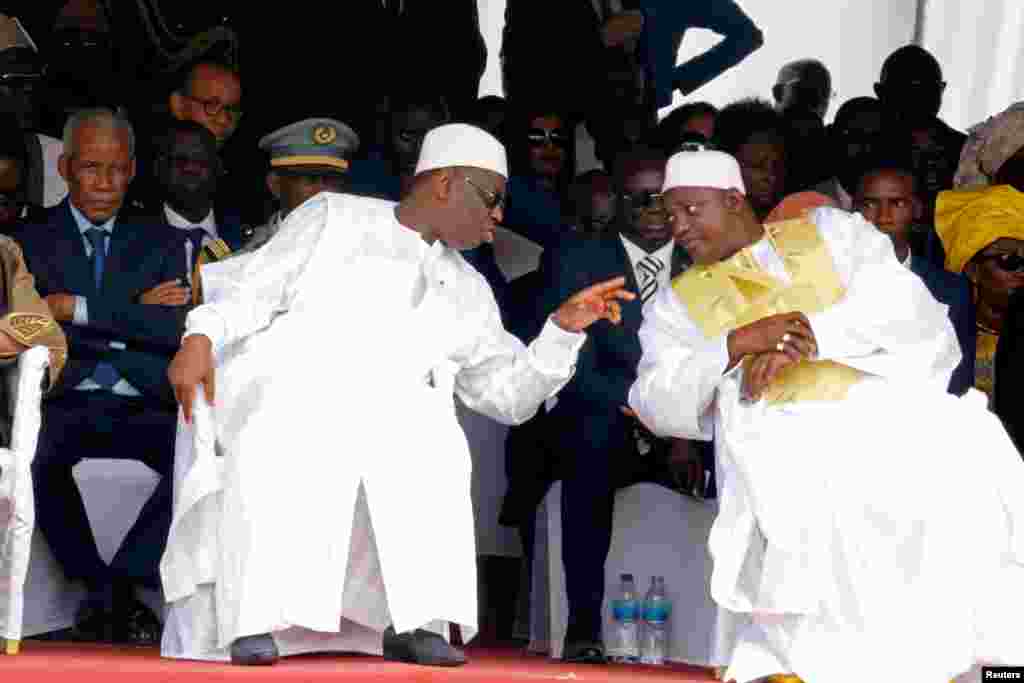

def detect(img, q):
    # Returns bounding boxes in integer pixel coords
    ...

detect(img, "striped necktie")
[638,253,664,304]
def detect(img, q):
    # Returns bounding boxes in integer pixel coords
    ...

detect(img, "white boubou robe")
[160,193,585,661]
[629,208,1024,683]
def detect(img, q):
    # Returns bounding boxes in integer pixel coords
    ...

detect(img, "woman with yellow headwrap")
[936,184,1024,404]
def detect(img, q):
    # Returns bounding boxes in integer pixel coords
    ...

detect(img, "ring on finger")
[776,341,785,352]
[782,332,791,343]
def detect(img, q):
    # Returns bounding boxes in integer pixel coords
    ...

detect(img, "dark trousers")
[32,390,177,592]
[558,416,632,643]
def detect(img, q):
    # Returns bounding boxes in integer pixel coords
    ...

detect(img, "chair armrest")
[5,347,49,461]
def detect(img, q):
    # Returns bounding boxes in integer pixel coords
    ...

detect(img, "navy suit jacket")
[13,201,190,406]
[541,234,689,441]
[123,203,252,253]
[909,255,975,396]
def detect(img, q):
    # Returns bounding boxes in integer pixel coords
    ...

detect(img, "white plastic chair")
[0,346,51,655]
[529,481,739,669]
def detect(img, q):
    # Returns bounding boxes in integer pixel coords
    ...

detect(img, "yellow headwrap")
[935,184,1024,273]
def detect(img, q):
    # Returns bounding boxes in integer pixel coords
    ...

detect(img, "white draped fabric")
[160,192,584,661]
[923,0,1024,131]
[0,347,51,646]
[629,208,1024,682]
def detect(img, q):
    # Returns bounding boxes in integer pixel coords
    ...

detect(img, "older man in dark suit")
[13,108,189,644]
[533,145,703,662]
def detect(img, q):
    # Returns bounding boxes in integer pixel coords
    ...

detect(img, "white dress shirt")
[619,234,674,301]
[164,204,219,243]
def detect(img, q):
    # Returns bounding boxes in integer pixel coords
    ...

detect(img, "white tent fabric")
[922,1,1024,131]
[478,0,921,124]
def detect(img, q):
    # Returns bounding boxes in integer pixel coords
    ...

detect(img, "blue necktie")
[85,228,120,389]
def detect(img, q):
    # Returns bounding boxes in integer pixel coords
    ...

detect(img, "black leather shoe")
[71,598,114,643]
[230,634,280,666]
[563,639,607,664]
[112,597,163,646]
[382,626,467,667]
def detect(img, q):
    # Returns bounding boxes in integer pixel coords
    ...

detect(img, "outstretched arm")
[455,275,634,425]
[658,0,764,98]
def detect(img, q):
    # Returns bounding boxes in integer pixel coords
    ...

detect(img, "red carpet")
[0,643,718,682]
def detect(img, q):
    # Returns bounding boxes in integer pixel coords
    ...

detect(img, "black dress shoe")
[563,639,607,664]
[71,598,114,643]
[382,626,467,667]
[112,597,163,646]
[231,634,280,666]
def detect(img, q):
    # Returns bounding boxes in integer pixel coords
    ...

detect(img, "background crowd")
[2,0,1024,664]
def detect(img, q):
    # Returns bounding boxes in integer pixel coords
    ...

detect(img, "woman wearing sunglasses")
[502,107,577,251]
[936,184,1024,406]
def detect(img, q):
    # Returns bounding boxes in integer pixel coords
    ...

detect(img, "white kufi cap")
[415,123,508,178]
[663,150,746,194]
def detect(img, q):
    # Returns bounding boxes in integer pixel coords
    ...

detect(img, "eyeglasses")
[464,176,506,212]
[622,191,664,212]
[527,128,570,148]
[185,93,243,121]
[981,252,1024,273]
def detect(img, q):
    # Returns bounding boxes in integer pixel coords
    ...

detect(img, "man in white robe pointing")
[162,124,634,667]
[629,150,1024,683]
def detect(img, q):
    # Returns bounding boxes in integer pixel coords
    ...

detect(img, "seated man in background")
[168,61,243,148]
[243,117,359,255]
[713,99,788,221]
[772,59,832,122]
[144,121,248,254]
[15,108,190,645]
[815,97,888,211]
[853,157,974,395]
[534,145,703,663]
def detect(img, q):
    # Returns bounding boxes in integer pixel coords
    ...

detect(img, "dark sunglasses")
[464,176,506,212]
[622,191,665,211]
[983,252,1024,273]
[527,128,570,148]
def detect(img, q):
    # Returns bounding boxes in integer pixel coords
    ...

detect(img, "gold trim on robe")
[0,237,67,388]
[671,216,865,404]
[191,238,234,306]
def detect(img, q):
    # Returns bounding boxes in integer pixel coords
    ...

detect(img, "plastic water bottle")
[640,576,671,665]
[609,573,640,663]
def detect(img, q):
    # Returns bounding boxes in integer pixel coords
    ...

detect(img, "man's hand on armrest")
[168,334,215,424]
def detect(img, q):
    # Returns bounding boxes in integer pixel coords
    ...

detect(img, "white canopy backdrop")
[478,0,1024,131]
[923,1,1024,132]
